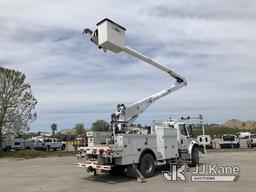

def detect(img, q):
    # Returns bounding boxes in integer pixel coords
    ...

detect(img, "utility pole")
[199,114,206,153]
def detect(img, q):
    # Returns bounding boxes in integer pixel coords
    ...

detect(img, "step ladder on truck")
[76,18,204,181]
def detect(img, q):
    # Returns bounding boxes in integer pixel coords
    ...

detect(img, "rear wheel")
[5,146,11,152]
[46,145,50,151]
[61,144,66,151]
[139,153,155,178]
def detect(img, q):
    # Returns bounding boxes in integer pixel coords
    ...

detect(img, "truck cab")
[160,120,202,163]
[156,120,195,151]
[177,123,193,150]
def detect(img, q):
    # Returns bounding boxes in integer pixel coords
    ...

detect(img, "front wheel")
[190,148,199,167]
[139,153,155,178]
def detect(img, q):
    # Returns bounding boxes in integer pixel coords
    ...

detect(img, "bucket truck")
[76,18,203,179]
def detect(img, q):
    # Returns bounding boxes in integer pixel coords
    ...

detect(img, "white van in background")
[23,138,36,150]
[2,135,23,152]
[238,132,251,139]
[197,135,213,149]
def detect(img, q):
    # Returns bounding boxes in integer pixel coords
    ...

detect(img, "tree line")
[49,120,110,136]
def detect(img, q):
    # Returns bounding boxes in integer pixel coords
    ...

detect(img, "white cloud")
[0,0,256,131]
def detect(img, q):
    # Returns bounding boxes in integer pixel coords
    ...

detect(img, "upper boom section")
[83,18,187,124]
[123,47,186,84]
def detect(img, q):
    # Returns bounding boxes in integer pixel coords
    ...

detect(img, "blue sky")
[0,0,256,131]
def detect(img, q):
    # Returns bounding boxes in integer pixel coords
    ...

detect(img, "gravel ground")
[0,150,256,192]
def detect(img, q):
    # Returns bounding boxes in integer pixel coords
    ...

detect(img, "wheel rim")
[144,159,153,173]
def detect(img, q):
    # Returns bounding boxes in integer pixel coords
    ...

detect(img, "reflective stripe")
[76,163,111,171]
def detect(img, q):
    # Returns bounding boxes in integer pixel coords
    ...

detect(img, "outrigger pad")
[126,164,145,183]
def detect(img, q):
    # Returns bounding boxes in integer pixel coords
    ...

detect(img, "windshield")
[251,134,256,138]
[223,135,235,141]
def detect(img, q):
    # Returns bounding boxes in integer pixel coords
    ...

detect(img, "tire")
[5,146,11,152]
[190,147,199,167]
[46,145,50,151]
[61,144,66,151]
[26,147,30,150]
[139,153,155,178]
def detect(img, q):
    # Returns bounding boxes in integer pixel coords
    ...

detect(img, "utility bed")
[77,124,179,170]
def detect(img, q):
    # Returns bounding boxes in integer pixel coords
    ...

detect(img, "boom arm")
[117,46,187,124]
[84,20,187,126]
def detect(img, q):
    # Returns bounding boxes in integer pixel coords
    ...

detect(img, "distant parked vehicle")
[23,138,36,150]
[73,134,87,150]
[61,141,66,150]
[34,138,63,151]
[247,134,256,148]
[220,134,240,148]
[197,135,214,149]
[2,135,23,152]
[238,132,251,139]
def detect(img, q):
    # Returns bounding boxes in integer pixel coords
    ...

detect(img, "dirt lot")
[0,150,256,192]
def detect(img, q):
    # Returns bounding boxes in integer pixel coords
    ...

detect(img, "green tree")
[91,120,109,132]
[75,123,85,135]
[0,67,37,151]
[51,123,57,137]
